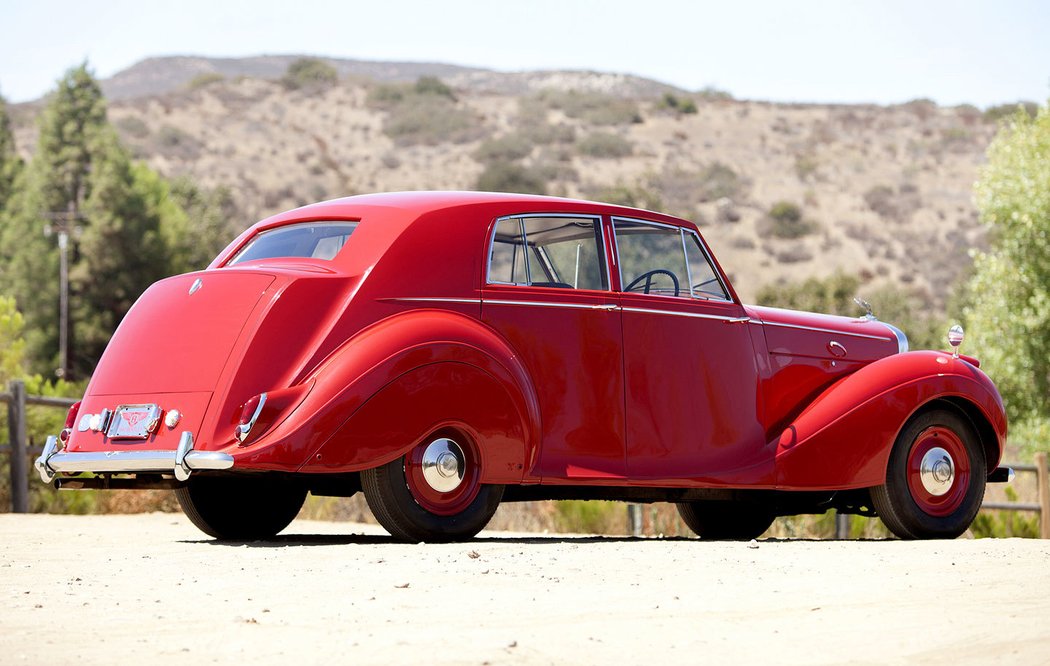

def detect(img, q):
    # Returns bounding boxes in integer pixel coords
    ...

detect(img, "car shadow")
[184,534,706,547]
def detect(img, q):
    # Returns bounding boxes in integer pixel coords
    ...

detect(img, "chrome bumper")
[35,432,234,484]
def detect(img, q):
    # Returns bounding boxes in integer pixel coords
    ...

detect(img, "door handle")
[592,304,620,311]
[724,317,751,324]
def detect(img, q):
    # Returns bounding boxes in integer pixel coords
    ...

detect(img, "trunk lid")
[90,272,275,395]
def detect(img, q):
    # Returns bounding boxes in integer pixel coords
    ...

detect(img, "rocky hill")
[11,56,999,310]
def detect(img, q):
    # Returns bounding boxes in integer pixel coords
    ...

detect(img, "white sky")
[1,0,1047,107]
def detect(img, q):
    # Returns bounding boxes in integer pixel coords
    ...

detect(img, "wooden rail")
[5,379,1050,536]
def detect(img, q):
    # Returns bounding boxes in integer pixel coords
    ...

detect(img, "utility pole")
[43,200,83,379]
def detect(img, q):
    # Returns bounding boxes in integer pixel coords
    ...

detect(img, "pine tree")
[0,94,22,211]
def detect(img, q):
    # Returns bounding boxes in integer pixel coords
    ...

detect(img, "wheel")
[362,430,503,542]
[676,501,775,540]
[175,475,306,540]
[624,269,680,296]
[871,408,986,539]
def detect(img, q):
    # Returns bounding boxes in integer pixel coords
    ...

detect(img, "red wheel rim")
[906,426,971,517]
[404,435,481,516]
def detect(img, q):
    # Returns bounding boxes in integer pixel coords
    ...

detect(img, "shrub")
[475,161,548,194]
[588,183,662,210]
[647,162,748,216]
[115,116,149,139]
[368,77,481,146]
[657,93,699,115]
[474,134,533,163]
[384,96,481,146]
[413,76,455,100]
[577,131,633,158]
[516,98,576,144]
[154,124,201,159]
[186,72,225,91]
[756,272,862,314]
[864,183,922,222]
[983,101,1038,123]
[536,90,642,126]
[765,201,817,239]
[281,58,338,90]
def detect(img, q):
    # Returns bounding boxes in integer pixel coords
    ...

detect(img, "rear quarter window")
[227,221,358,265]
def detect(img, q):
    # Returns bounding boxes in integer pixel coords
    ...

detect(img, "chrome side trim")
[752,319,892,342]
[34,431,233,483]
[622,306,749,323]
[884,322,910,353]
[390,297,483,305]
[486,299,619,312]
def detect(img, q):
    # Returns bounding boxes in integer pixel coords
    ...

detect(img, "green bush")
[588,182,662,210]
[413,76,455,100]
[474,134,533,163]
[983,101,1038,123]
[764,201,817,239]
[186,72,225,91]
[475,161,547,195]
[756,272,862,314]
[281,58,338,90]
[577,131,633,158]
[657,93,698,115]
[536,90,642,126]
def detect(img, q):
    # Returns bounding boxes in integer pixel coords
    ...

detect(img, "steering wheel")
[624,269,680,297]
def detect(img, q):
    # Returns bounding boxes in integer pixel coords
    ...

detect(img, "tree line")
[0,64,235,381]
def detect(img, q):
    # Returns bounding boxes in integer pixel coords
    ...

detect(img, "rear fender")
[229,309,540,479]
[774,351,1006,490]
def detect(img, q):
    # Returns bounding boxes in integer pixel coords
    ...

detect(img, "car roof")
[262,191,692,227]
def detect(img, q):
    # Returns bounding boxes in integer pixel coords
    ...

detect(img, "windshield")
[227,221,358,266]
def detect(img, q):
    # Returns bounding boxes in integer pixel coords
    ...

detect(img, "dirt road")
[2,513,1048,664]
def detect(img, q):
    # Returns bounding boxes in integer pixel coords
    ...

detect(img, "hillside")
[10,56,998,311]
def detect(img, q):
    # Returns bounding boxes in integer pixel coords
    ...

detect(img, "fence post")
[835,512,851,540]
[7,380,29,513]
[1037,452,1050,540]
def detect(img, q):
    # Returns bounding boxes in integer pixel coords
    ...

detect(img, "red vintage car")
[36,191,1010,541]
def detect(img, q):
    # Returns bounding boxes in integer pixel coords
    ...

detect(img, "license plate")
[107,404,161,440]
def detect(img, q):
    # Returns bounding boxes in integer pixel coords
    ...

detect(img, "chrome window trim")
[486,299,620,312]
[621,305,749,323]
[610,216,735,303]
[753,319,893,342]
[485,213,611,291]
[682,230,733,303]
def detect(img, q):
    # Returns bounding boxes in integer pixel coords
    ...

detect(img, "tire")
[175,475,306,540]
[676,501,775,540]
[362,430,503,542]
[871,408,986,540]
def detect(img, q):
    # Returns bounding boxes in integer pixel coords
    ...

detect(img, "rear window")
[227,222,358,266]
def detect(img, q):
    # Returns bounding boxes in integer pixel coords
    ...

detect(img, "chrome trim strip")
[622,306,749,323]
[390,297,483,305]
[884,322,910,353]
[754,319,893,342]
[486,299,619,312]
[35,432,234,483]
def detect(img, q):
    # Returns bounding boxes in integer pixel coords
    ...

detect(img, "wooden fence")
[4,379,1050,538]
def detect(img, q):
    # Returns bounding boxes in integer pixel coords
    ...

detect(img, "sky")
[0,0,1047,107]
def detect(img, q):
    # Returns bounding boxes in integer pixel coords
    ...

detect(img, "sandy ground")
[2,513,1049,665]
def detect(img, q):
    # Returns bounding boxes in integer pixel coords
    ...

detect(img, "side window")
[613,220,689,298]
[487,215,608,290]
[684,233,730,300]
[488,218,527,284]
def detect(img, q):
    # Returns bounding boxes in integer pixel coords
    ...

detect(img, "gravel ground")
[2,513,1049,665]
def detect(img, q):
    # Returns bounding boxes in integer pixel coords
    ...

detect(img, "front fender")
[774,351,1007,490]
[229,309,541,478]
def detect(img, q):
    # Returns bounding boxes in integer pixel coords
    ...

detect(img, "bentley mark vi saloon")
[36,192,1011,541]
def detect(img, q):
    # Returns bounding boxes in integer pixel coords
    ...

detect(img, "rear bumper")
[35,432,234,484]
[987,466,1015,483]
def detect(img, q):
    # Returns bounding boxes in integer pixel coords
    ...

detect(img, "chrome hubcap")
[421,438,465,493]
[919,447,955,496]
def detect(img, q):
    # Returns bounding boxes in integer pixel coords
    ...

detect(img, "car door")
[612,217,771,483]
[481,214,626,480]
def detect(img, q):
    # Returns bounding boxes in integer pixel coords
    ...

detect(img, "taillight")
[235,393,267,443]
[64,401,82,429]
[60,401,82,442]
